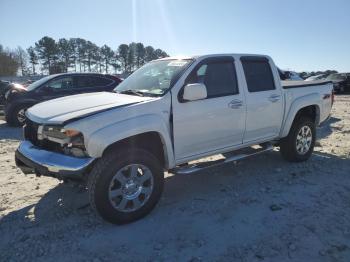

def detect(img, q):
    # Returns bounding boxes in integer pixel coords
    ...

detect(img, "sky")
[0,0,349,72]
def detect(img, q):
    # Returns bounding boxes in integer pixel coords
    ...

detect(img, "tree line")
[0,36,169,76]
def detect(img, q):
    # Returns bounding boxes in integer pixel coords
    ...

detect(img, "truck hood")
[26,92,153,124]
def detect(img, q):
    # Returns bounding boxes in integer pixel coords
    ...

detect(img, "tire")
[280,117,316,162]
[88,148,164,224]
[6,105,28,127]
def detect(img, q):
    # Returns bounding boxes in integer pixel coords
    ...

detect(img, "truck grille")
[23,119,64,153]
[24,119,40,146]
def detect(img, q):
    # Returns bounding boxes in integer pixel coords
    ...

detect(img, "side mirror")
[183,83,207,101]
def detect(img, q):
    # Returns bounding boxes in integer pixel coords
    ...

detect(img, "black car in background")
[0,80,11,105]
[325,73,350,93]
[4,73,122,126]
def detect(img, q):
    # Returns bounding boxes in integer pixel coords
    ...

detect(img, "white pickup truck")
[15,54,333,224]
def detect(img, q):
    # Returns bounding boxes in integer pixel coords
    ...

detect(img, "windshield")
[26,75,57,91]
[114,59,192,96]
[326,74,346,81]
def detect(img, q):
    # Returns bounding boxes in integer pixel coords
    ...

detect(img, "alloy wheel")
[296,126,312,155]
[108,164,154,212]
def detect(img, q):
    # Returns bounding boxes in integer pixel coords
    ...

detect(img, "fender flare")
[280,93,321,138]
[85,114,175,168]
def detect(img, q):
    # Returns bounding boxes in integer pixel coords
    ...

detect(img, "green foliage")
[27,46,38,75]
[117,42,168,74]
[100,45,115,74]
[34,36,59,74]
[1,37,169,75]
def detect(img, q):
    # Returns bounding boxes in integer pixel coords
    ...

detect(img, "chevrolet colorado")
[15,54,333,224]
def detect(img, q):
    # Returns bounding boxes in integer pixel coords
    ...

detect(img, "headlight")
[38,125,87,157]
[39,125,82,144]
[63,129,81,137]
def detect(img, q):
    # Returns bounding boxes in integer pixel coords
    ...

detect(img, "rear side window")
[241,59,275,92]
[75,76,113,89]
[94,77,113,86]
[187,61,238,98]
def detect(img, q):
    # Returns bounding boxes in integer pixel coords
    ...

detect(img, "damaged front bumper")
[15,141,95,180]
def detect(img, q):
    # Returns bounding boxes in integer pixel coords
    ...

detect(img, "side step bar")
[171,143,274,175]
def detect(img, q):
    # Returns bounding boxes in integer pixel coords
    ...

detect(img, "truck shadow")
[1,149,350,259]
[316,116,341,140]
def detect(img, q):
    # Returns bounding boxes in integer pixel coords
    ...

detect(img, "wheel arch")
[280,93,321,138]
[102,131,168,169]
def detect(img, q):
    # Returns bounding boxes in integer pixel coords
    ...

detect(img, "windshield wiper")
[117,89,145,97]
[117,89,162,97]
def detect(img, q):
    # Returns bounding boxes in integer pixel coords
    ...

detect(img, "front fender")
[280,93,321,138]
[84,114,175,168]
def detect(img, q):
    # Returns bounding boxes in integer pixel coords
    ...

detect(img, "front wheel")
[6,105,28,126]
[88,148,164,224]
[279,117,316,162]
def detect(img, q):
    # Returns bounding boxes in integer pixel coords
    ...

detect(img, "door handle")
[228,99,243,109]
[268,94,281,103]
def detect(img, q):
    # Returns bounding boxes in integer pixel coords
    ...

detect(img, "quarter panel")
[280,93,321,138]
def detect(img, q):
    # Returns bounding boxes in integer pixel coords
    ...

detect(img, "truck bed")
[282,80,333,89]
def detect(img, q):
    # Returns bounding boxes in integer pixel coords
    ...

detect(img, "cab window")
[187,60,238,98]
[241,58,275,92]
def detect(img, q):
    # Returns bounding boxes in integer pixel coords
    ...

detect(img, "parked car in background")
[0,80,11,106]
[325,73,350,93]
[286,71,303,81]
[278,69,303,81]
[4,73,122,126]
[305,74,328,81]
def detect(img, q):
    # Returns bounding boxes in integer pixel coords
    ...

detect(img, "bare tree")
[15,46,28,76]
[0,45,19,76]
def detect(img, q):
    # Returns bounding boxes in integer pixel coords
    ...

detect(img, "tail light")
[331,90,335,106]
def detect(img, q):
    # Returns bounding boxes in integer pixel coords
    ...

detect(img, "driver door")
[38,76,74,101]
[172,57,246,162]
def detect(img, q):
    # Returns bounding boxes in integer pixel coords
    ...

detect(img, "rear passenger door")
[74,75,114,93]
[173,57,246,161]
[240,56,283,143]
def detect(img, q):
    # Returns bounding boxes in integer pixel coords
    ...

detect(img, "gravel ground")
[0,95,350,262]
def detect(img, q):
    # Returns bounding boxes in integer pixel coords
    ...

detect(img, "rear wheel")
[88,148,164,224]
[280,117,316,162]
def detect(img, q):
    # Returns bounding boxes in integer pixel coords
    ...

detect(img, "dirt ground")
[0,95,350,262]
